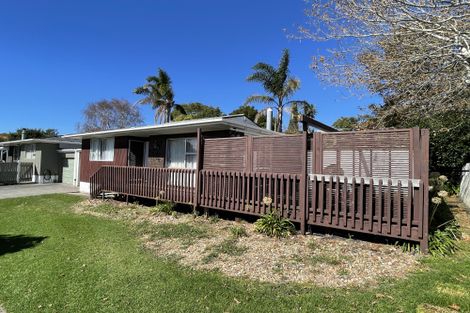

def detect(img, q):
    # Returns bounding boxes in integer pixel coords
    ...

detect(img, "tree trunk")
[276,106,283,132]
[165,106,171,123]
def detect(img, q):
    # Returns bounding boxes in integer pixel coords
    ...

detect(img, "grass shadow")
[0,235,47,256]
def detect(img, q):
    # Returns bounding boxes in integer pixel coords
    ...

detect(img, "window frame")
[165,137,197,169]
[89,137,115,162]
[24,144,35,160]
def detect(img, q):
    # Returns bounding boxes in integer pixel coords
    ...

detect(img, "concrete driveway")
[0,183,82,199]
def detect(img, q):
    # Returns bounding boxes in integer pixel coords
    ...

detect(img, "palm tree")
[134,68,185,123]
[245,49,313,132]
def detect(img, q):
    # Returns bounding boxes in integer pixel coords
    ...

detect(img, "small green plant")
[307,239,318,250]
[230,225,248,238]
[429,221,461,257]
[309,254,343,266]
[209,214,220,224]
[337,268,349,276]
[151,201,175,215]
[396,241,420,253]
[254,209,295,238]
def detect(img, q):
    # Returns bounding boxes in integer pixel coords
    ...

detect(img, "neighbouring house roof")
[298,115,338,132]
[62,115,278,139]
[0,137,81,147]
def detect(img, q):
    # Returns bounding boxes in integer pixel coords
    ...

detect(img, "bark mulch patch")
[74,199,421,288]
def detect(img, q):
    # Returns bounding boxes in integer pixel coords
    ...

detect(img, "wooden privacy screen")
[313,129,413,179]
[309,128,429,249]
[203,137,247,171]
[89,128,429,251]
[203,135,304,174]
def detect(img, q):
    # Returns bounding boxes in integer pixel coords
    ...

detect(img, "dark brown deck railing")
[91,166,195,204]
[308,175,426,242]
[199,170,303,221]
[89,127,429,251]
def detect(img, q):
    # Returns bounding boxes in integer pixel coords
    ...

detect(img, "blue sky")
[0,0,379,135]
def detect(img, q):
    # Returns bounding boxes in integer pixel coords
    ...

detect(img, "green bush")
[230,225,248,238]
[150,201,175,215]
[429,221,461,257]
[427,175,461,256]
[254,210,295,238]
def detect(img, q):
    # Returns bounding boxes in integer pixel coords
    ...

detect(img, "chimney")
[21,129,26,140]
[266,108,273,131]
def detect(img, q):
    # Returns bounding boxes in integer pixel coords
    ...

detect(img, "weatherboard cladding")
[80,130,241,182]
[80,137,128,183]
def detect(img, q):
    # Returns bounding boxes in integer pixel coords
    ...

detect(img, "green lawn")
[0,194,469,313]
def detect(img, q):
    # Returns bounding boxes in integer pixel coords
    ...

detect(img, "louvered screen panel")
[203,137,247,171]
[320,130,411,179]
[252,135,304,174]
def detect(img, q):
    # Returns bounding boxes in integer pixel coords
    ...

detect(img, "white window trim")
[165,137,197,169]
[89,137,114,162]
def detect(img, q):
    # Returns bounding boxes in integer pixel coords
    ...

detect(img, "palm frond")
[251,63,276,75]
[134,86,150,95]
[246,71,272,83]
[282,78,301,98]
[278,49,290,77]
[157,68,172,85]
[173,104,186,115]
[244,95,276,106]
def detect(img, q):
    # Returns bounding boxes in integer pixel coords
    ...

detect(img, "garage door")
[62,158,75,185]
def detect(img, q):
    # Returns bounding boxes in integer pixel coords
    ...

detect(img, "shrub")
[427,175,461,256]
[230,225,248,238]
[150,201,175,215]
[254,210,295,238]
[429,173,459,196]
[429,221,461,257]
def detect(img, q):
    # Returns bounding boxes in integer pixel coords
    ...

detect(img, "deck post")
[16,161,21,184]
[299,132,308,234]
[194,128,203,214]
[420,129,430,253]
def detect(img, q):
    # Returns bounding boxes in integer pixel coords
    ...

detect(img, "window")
[24,144,35,159]
[90,138,114,161]
[166,138,197,169]
[0,148,7,162]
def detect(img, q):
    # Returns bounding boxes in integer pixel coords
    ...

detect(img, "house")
[62,115,276,194]
[63,116,430,251]
[0,137,81,185]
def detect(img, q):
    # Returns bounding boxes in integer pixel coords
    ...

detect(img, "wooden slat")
[359,178,364,230]
[368,178,374,232]
[387,179,392,235]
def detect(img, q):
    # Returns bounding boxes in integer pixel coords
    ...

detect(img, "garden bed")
[74,199,420,288]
